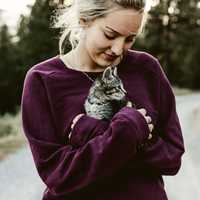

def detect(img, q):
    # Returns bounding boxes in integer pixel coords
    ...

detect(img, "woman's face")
[81,8,144,69]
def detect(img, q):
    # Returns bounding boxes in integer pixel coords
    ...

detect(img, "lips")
[104,53,118,60]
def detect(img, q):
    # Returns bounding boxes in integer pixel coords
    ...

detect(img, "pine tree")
[136,0,200,88]
[14,0,61,110]
[17,0,60,70]
[0,24,18,114]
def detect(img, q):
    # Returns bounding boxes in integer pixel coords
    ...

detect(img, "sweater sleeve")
[138,60,185,176]
[21,69,150,196]
[67,115,110,148]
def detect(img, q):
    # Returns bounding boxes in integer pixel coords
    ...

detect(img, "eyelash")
[104,33,115,39]
[104,33,135,42]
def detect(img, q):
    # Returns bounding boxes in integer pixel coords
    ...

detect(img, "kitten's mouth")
[112,93,126,99]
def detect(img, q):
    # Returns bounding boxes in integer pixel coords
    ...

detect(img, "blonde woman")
[21,0,185,199]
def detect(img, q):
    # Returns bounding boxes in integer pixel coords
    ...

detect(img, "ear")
[79,18,93,28]
[113,66,118,76]
[102,67,112,81]
[79,18,87,26]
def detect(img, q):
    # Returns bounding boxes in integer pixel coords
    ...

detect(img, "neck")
[73,41,106,72]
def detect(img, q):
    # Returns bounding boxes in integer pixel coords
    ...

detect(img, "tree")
[135,0,200,88]
[0,0,60,114]
[16,0,59,69]
[0,24,18,114]
[12,0,60,115]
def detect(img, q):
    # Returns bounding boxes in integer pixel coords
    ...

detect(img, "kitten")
[84,66,133,120]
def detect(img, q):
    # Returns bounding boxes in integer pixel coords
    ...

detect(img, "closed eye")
[126,37,136,42]
[105,88,117,94]
[104,33,115,40]
[104,32,136,43]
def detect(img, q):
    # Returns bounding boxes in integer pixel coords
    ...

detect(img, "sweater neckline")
[55,51,130,75]
[56,55,105,75]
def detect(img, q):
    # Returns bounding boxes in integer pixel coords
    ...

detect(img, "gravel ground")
[0,94,200,200]
[0,147,45,200]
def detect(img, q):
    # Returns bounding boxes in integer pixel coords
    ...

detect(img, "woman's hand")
[126,102,153,139]
[137,108,154,140]
[71,113,85,130]
[68,113,85,139]
[70,108,153,140]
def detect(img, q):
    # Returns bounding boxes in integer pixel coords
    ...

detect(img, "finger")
[138,108,147,116]
[148,133,153,140]
[145,116,152,124]
[148,124,154,132]
[72,113,84,124]
[126,101,132,107]
[71,123,75,129]
[71,114,85,129]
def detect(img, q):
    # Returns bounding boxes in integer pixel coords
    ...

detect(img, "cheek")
[86,31,110,54]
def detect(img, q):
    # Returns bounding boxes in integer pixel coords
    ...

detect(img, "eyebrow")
[105,26,137,37]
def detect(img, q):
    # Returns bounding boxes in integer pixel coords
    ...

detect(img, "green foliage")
[0,112,21,138]
[16,0,60,68]
[0,0,60,115]
[135,0,200,88]
[0,24,19,114]
[0,0,200,115]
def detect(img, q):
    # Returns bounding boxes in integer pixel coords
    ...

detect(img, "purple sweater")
[21,50,185,200]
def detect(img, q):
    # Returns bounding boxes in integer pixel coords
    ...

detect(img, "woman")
[21,0,185,199]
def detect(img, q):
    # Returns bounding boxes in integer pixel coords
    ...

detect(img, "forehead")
[97,9,144,35]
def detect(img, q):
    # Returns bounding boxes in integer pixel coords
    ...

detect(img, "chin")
[92,56,110,68]
[99,59,113,68]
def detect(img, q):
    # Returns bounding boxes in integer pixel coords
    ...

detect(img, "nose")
[111,38,125,56]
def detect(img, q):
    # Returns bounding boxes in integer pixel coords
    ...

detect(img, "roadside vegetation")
[0,111,26,161]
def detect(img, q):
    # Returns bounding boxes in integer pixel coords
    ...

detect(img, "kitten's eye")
[106,88,116,94]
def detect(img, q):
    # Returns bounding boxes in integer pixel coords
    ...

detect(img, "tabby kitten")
[84,66,132,120]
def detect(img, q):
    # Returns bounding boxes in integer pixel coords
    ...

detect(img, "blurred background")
[0,0,200,199]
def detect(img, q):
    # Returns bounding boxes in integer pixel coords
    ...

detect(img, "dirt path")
[0,146,45,200]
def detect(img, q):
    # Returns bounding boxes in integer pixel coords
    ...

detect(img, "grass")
[172,86,194,96]
[0,111,27,161]
[0,133,26,161]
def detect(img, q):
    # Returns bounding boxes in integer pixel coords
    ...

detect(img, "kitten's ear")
[113,66,118,76]
[102,67,112,80]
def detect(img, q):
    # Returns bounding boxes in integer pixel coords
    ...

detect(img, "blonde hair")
[51,0,148,55]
